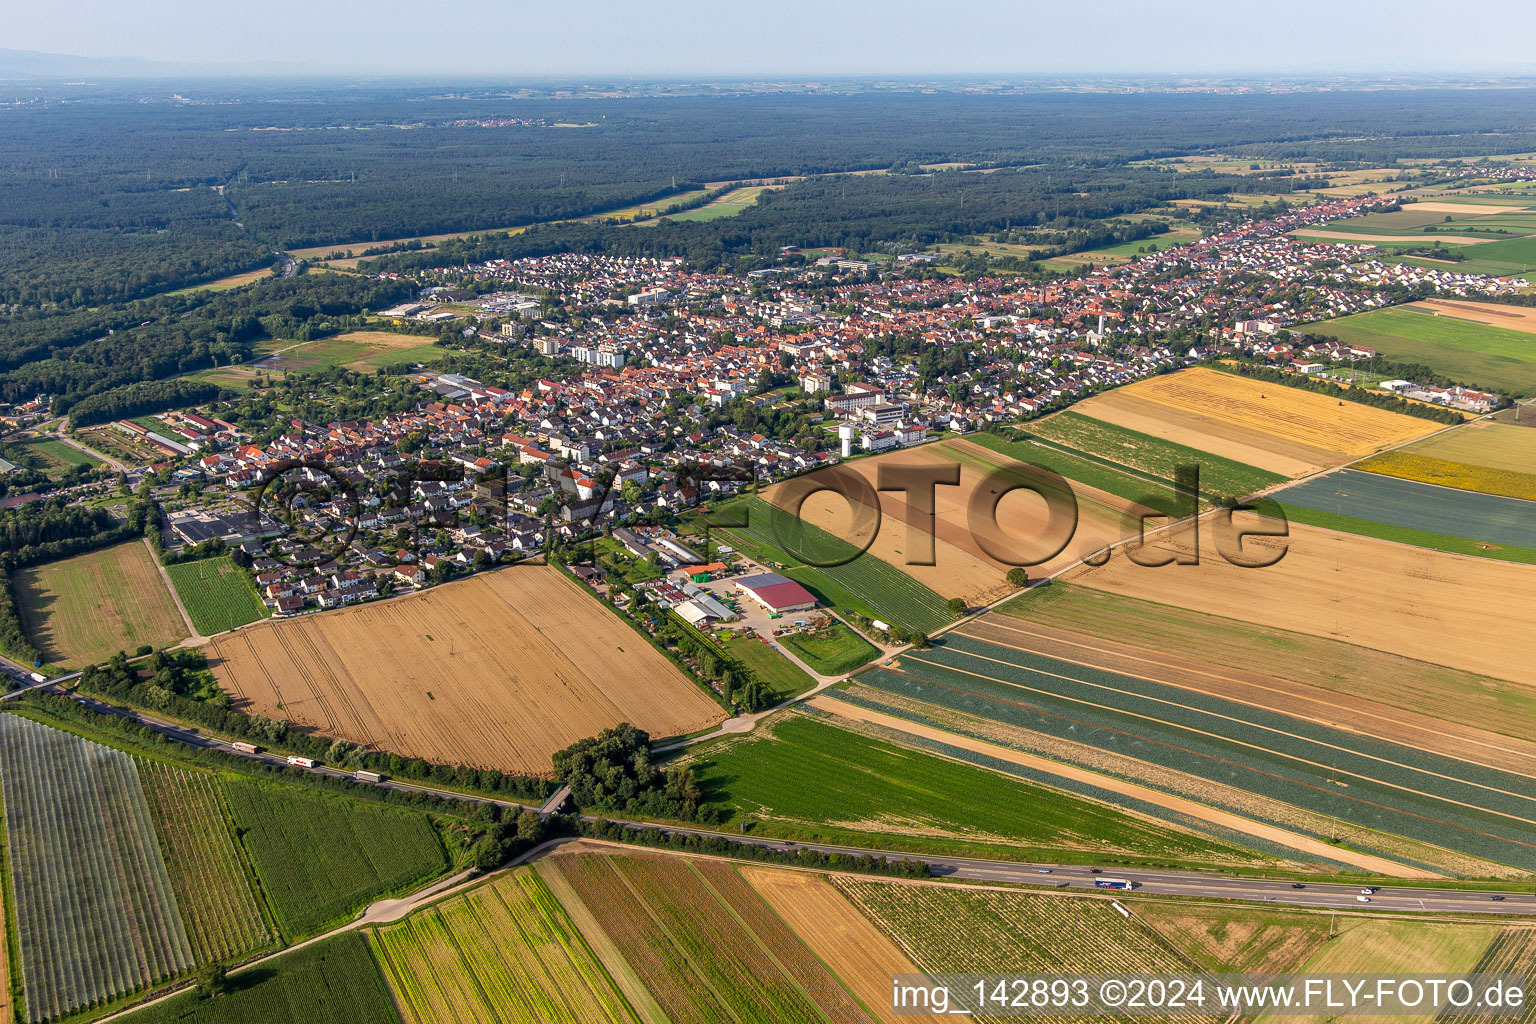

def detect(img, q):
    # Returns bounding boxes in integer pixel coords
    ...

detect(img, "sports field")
[683,711,1255,865]
[205,566,723,774]
[1067,520,1536,684]
[850,613,1536,873]
[14,541,187,667]
[165,555,269,635]
[1322,306,1536,397]
[1277,469,1536,551]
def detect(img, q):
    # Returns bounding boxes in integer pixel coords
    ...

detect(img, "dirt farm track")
[203,565,724,775]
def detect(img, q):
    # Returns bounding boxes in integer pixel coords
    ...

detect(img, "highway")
[11,682,1533,919]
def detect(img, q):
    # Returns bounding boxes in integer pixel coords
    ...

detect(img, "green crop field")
[1278,502,1536,565]
[1321,306,1536,396]
[685,712,1253,864]
[222,778,449,938]
[14,541,188,668]
[959,431,1186,515]
[127,934,400,1024]
[0,714,195,1024]
[1026,410,1285,499]
[138,760,271,964]
[1276,469,1536,551]
[166,556,270,635]
[718,631,815,700]
[715,497,954,632]
[8,437,102,477]
[550,852,840,1024]
[855,628,1536,873]
[371,868,640,1024]
[834,879,1216,1022]
[778,622,878,675]
[1000,581,1536,743]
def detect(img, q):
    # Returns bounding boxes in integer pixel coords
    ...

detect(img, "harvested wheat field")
[740,866,934,1024]
[1066,519,1536,684]
[1072,367,1441,475]
[204,566,723,774]
[762,440,1150,606]
[1410,298,1536,334]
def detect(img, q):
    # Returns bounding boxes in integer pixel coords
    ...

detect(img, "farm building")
[735,572,818,614]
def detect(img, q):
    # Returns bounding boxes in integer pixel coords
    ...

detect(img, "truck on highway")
[1094,877,1135,891]
[286,755,317,768]
[354,770,384,784]
[231,741,261,754]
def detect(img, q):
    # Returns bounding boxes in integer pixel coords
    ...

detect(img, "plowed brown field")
[204,566,723,774]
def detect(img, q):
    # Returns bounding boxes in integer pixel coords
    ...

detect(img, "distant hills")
[0,47,302,79]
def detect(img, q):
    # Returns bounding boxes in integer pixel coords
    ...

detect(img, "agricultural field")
[749,436,1159,611]
[718,631,815,700]
[138,761,271,964]
[126,934,400,1024]
[1023,410,1286,500]
[815,692,1427,876]
[959,432,1187,514]
[833,878,1219,1024]
[1066,519,1536,684]
[221,777,448,938]
[997,581,1536,748]
[779,622,879,675]
[1440,928,1536,1024]
[370,867,640,1024]
[850,614,1536,873]
[1294,916,1500,976]
[1321,306,1536,397]
[1360,419,1536,500]
[1069,366,1440,476]
[1409,297,1536,334]
[204,566,723,775]
[682,711,1261,865]
[0,714,194,1024]
[165,556,269,635]
[14,541,188,668]
[737,866,915,1024]
[1134,903,1331,974]
[1,436,103,479]
[1275,469,1536,553]
[716,496,956,632]
[548,850,859,1024]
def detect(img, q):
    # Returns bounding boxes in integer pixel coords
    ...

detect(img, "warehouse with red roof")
[734,572,818,614]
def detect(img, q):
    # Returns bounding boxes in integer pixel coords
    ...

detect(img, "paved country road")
[17,685,1536,919]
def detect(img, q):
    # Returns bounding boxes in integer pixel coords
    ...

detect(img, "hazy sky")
[11,0,1536,77]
